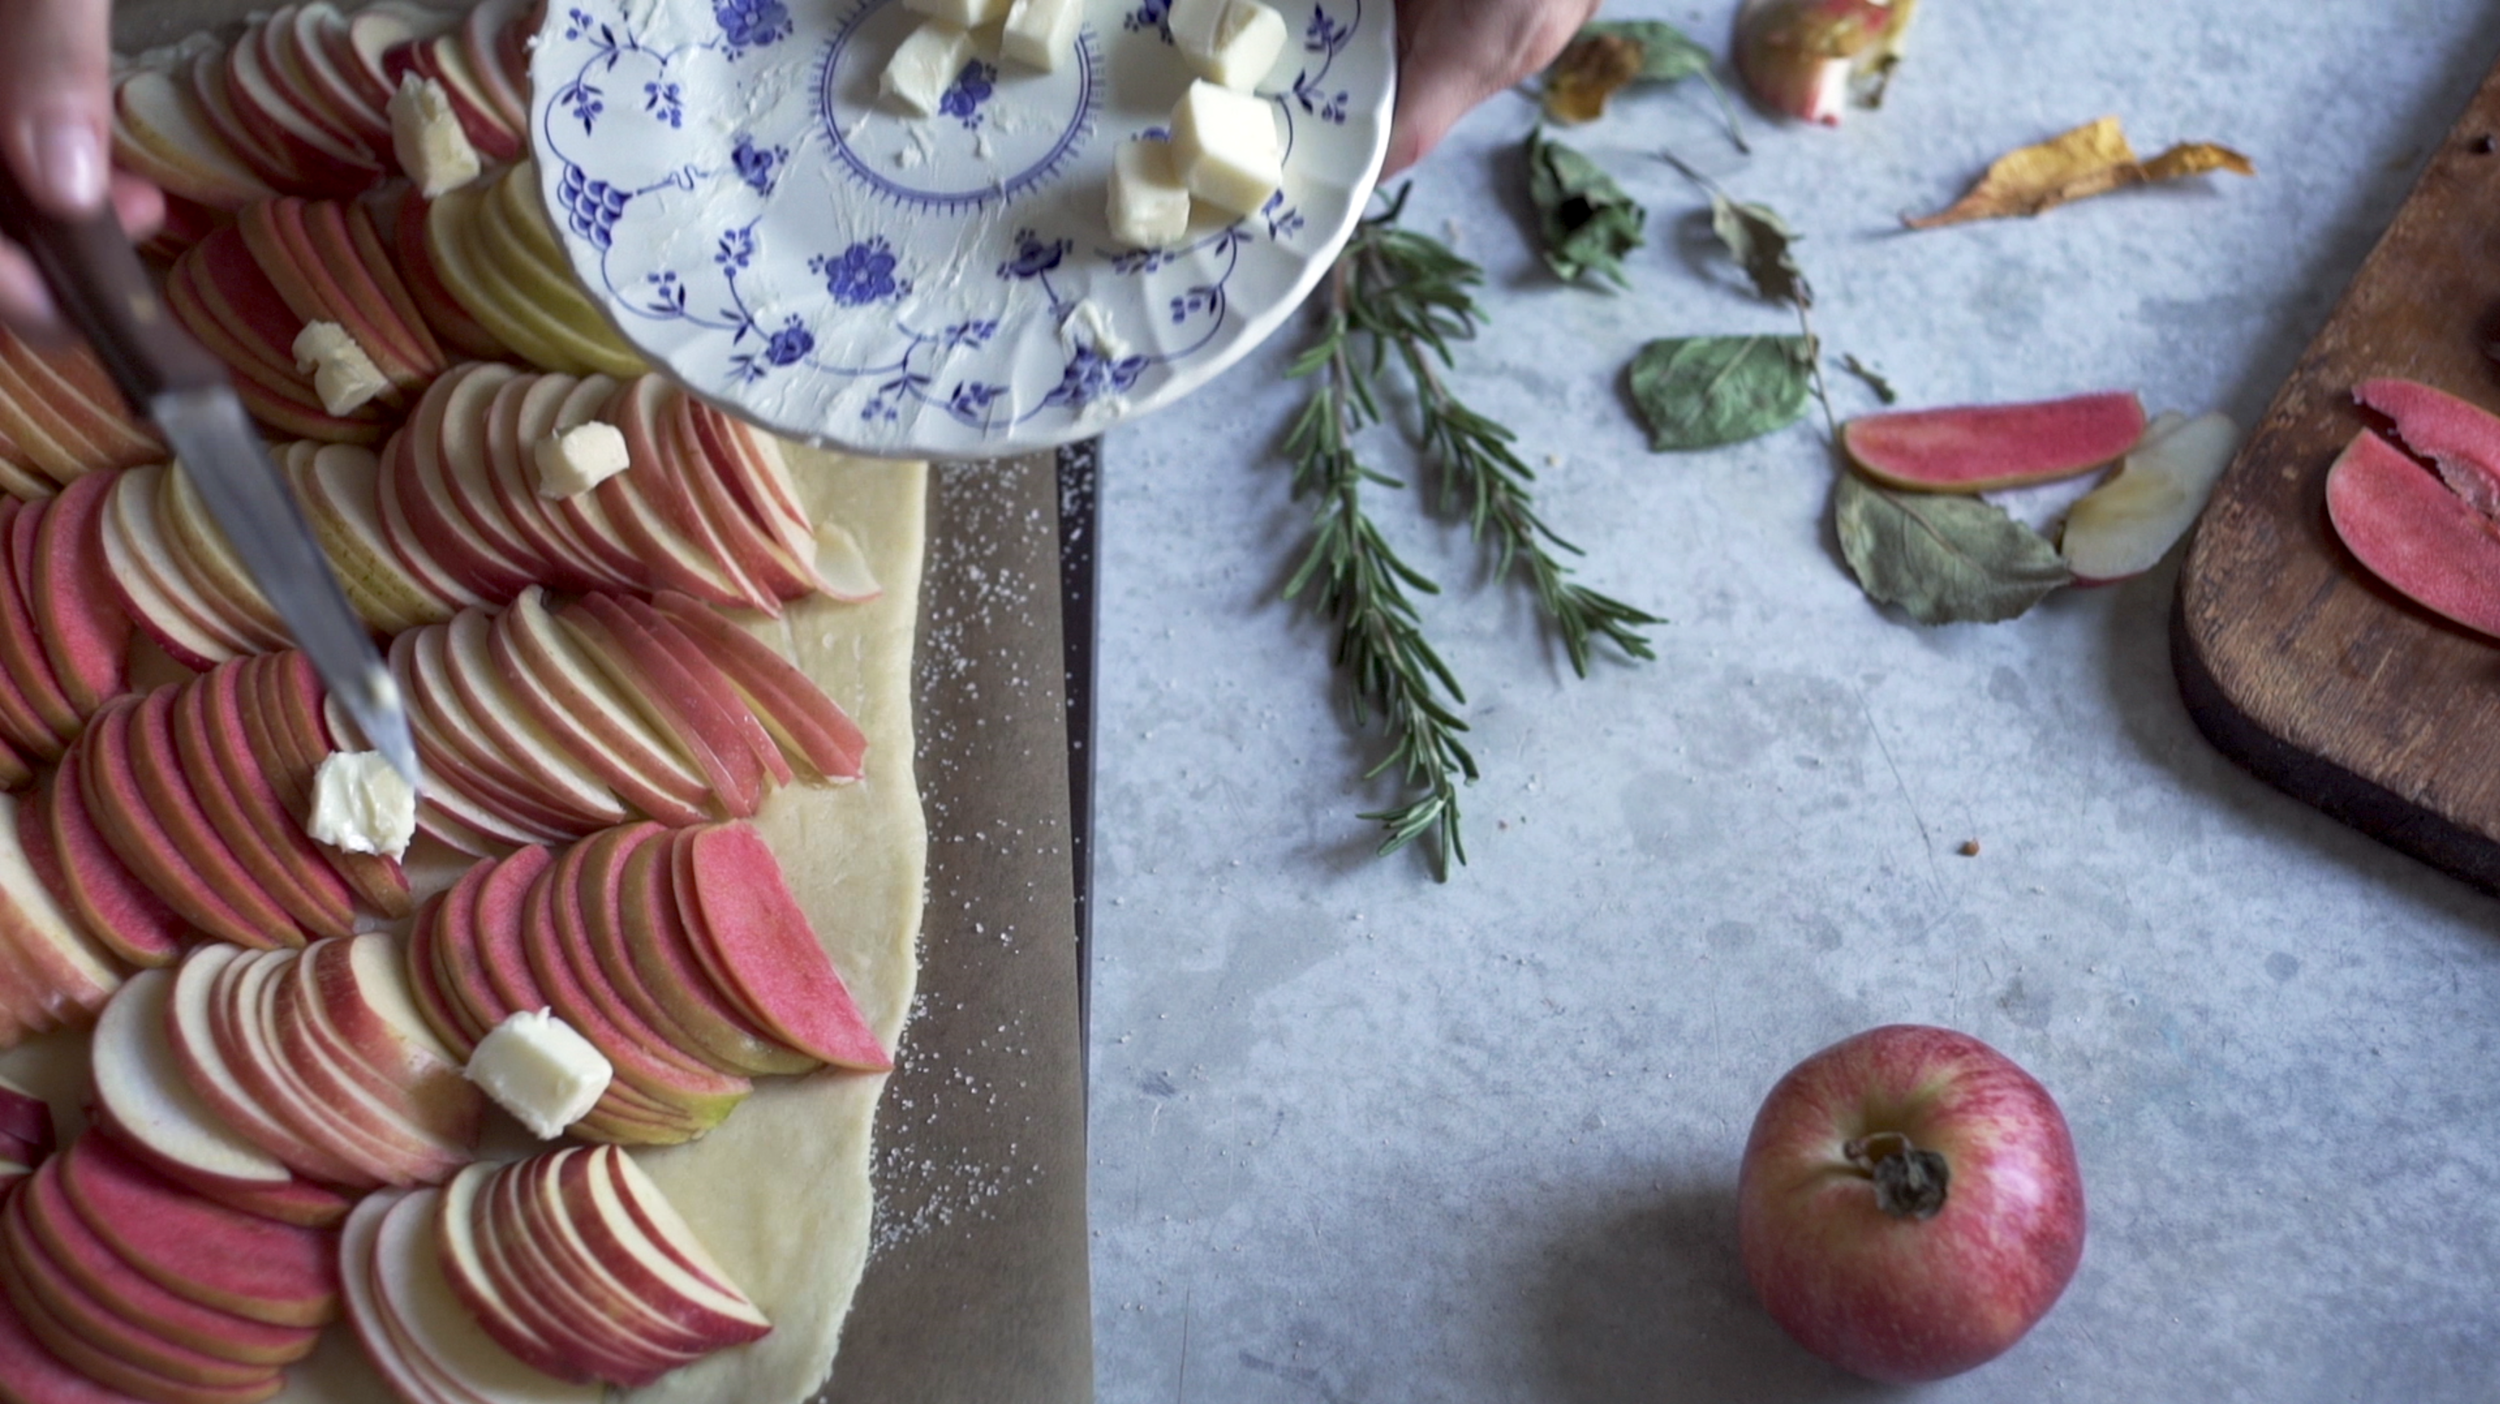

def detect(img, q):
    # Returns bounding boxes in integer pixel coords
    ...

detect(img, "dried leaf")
[1543,33,1647,123]
[1526,130,1647,288]
[1708,194,1811,309]
[1834,472,2073,623]
[1906,116,2254,229]
[1627,335,1815,450]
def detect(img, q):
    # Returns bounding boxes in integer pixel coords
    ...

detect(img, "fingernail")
[35,121,105,212]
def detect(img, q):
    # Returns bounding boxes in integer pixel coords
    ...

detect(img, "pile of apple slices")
[371,586,867,853]
[0,1078,51,1188]
[425,1147,771,1388]
[0,475,133,782]
[41,650,410,957]
[165,197,450,443]
[0,1131,338,1404]
[410,819,887,1145]
[0,321,163,498]
[411,163,647,378]
[0,789,126,1044]
[382,0,535,169]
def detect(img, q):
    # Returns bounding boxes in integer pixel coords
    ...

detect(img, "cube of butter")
[1167,0,1288,90]
[387,73,480,198]
[305,749,416,860]
[903,0,1009,28]
[466,1009,613,1139]
[1002,0,1082,71]
[881,20,975,117]
[1107,139,1192,249]
[291,321,387,417]
[1169,80,1282,217]
[533,421,631,498]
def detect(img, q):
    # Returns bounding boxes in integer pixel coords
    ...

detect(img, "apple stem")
[1844,1131,1950,1219]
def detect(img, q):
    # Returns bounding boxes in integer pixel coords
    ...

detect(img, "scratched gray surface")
[1086,1,2500,1399]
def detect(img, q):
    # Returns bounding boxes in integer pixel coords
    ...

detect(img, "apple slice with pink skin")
[2060,412,2238,585]
[649,590,869,783]
[341,198,454,380]
[166,945,369,1189]
[0,1075,51,1165]
[443,607,629,830]
[91,1107,353,1228]
[0,509,87,747]
[244,9,373,158]
[483,1160,704,1380]
[82,695,274,949]
[112,65,278,209]
[0,1179,287,1393]
[372,434,493,610]
[432,1162,615,1385]
[481,372,603,592]
[456,0,532,132]
[389,188,509,362]
[193,657,362,932]
[652,390,815,606]
[34,764,186,969]
[258,197,428,395]
[0,789,122,1030]
[553,827,746,1082]
[681,397,824,574]
[600,376,770,608]
[281,5,394,150]
[611,823,812,1076]
[393,626,576,844]
[0,1267,150,1404]
[0,1241,284,1404]
[55,1132,340,1329]
[2326,427,2500,639]
[501,1153,721,1362]
[187,48,305,191]
[676,824,890,1070]
[418,619,618,836]
[391,365,544,598]
[303,934,481,1142]
[270,952,471,1184]
[0,322,159,477]
[492,588,713,824]
[172,671,354,939]
[91,971,294,1197]
[604,597,795,795]
[402,888,484,1055]
[18,1156,321,1366]
[29,471,135,715]
[365,1185,604,1404]
[337,1190,451,1404]
[251,651,412,916]
[243,947,448,1187]
[103,466,256,666]
[522,833,751,1129]
[222,20,384,192]
[464,842,557,1018]
[537,377,661,589]
[212,950,395,1186]
[284,440,459,633]
[160,267,363,451]
[559,596,766,818]
[124,686,308,945]
[559,1146,770,1342]
[1843,391,2147,493]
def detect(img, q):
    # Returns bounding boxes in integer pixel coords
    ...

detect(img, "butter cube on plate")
[1003,0,1082,70]
[467,1009,613,1139]
[905,0,1009,24]
[1167,0,1289,90]
[1170,80,1283,216]
[1107,140,1192,249]
[881,19,975,117]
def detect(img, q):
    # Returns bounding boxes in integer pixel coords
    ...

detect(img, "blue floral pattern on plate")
[531,0,1392,456]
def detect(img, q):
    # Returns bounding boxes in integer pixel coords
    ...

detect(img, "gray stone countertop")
[1084,2,2500,1398]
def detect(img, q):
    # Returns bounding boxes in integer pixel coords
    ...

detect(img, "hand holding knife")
[0,158,421,794]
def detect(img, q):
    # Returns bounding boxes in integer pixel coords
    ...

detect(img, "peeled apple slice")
[2060,411,2237,584]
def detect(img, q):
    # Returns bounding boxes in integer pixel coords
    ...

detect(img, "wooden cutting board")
[2174,53,2500,898]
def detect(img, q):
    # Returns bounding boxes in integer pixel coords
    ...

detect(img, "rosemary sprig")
[1283,187,1658,876]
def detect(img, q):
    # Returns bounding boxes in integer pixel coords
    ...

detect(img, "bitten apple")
[1736,1024,2084,1383]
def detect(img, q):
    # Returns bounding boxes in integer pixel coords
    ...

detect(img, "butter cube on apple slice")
[466,1009,613,1139]
[1168,0,1289,90]
[1107,139,1192,249]
[388,73,480,199]
[306,748,417,859]
[533,421,631,498]
[881,19,976,117]
[1169,80,1282,216]
[292,321,389,417]
[1002,0,1082,70]
[904,0,1009,24]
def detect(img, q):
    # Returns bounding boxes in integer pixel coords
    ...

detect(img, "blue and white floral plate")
[530,0,1392,458]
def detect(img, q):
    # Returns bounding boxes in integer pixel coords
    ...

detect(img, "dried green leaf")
[1840,353,1897,404]
[1834,472,2073,624]
[1708,194,1811,309]
[1582,19,1716,83]
[1526,130,1646,288]
[1627,335,1815,450]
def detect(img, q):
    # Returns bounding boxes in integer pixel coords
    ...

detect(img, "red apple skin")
[1735,1024,2084,1384]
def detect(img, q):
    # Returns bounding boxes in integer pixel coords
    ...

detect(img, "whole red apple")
[1736,1024,2085,1382]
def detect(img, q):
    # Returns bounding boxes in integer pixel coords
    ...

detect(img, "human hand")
[1385,0,1600,173]
[0,0,164,343]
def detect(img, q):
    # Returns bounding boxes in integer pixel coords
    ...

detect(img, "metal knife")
[0,164,420,793]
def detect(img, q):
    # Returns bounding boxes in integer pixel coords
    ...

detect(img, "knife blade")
[0,162,420,792]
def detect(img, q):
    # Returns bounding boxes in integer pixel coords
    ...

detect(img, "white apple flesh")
[2061,411,2238,585]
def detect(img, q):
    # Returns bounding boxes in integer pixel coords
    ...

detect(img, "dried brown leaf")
[1543,33,1646,123]
[1905,116,2254,229]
